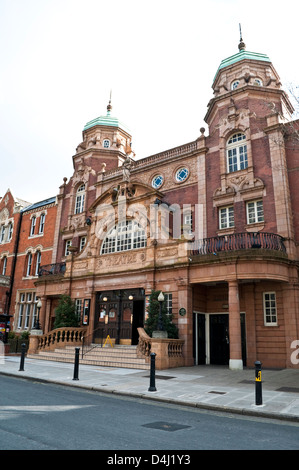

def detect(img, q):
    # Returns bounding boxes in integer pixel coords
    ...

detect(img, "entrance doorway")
[132,300,145,345]
[193,313,206,364]
[94,289,145,345]
[193,312,246,366]
[209,314,229,365]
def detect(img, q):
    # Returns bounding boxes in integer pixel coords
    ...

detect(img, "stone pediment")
[213,174,265,204]
[89,180,164,212]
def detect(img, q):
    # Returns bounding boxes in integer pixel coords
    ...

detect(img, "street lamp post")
[34,298,42,330]
[157,291,164,331]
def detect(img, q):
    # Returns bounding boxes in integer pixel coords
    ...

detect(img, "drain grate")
[142,421,191,432]
[143,375,176,380]
[208,390,226,395]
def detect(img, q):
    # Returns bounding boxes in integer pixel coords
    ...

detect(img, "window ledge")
[245,222,265,232]
[216,227,235,236]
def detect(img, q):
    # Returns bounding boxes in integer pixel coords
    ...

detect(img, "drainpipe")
[7,210,23,318]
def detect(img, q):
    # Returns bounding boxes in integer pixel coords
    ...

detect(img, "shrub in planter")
[144,290,179,339]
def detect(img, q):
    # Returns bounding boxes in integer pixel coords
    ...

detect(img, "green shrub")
[54,295,80,328]
[144,290,179,339]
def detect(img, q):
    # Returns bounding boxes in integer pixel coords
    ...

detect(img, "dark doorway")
[193,313,206,365]
[132,300,145,345]
[209,314,229,365]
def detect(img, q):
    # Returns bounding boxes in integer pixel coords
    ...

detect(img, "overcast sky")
[1,0,298,203]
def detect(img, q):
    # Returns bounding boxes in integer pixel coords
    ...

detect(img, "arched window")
[226,133,248,173]
[7,222,13,241]
[26,252,32,276]
[1,256,7,276]
[30,216,36,236]
[75,184,85,214]
[231,80,240,90]
[35,251,41,276]
[39,213,45,234]
[101,220,147,254]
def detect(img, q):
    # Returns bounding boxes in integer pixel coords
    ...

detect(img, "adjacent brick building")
[4,38,299,369]
[0,191,57,338]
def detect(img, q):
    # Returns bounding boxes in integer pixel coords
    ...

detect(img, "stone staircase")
[27,344,150,370]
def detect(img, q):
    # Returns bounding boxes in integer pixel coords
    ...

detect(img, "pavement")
[1,354,299,423]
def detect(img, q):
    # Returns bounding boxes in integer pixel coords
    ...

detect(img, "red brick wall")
[10,203,57,324]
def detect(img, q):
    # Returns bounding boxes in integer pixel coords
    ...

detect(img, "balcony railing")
[38,262,66,277]
[190,232,286,256]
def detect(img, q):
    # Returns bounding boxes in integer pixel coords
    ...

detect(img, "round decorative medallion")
[175,167,189,183]
[152,174,164,189]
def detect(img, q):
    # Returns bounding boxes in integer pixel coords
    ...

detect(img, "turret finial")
[107,90,112,115]
[238,23,246,51]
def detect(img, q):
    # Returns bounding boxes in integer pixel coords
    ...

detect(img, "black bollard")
[73,347,80,380]
[19,343,26,371]
[255,361,262,405]
[148,352,157,391]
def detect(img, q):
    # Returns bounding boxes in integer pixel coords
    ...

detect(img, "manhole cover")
[142,421,191,432]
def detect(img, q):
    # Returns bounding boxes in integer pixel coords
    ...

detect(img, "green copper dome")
[214,37,271,81]
[83,102,131,134]
[217,49,271,72]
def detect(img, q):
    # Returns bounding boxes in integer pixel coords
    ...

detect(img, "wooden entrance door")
[94,290,144,345]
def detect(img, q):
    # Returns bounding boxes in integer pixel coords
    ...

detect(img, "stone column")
[228,280,243,370]
[177,282,193,367]
[39,296,47,332]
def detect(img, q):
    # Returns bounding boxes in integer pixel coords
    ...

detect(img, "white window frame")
[103,139,110,148]
[101,220,147,254]
[35,251,41,276]
[30,216,36,236]
[231,80,240,90]
[219,206,234,229]
[79,236,86,251]
[65,240,72,256]
[226,133,248,173]
[253,78,263,86]
[17,293,26,329]
[75,299,82,322]
[0,225,5,243]
[26,252,32,276]
[164,293,173,316]
[24,293,32,329]
[39,213,45,234]
[75,184,85,214]
[31,294,38,328]
[7,222,13,241]
[246,200,264,224]
[263,292,277,326]
[2,256,7,275]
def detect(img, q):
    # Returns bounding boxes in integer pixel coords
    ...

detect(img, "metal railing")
[38,262,66,277]
[81,326,108,358]
[190,232,286,256]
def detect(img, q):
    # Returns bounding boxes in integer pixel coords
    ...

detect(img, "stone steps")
[27,344,150,370]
